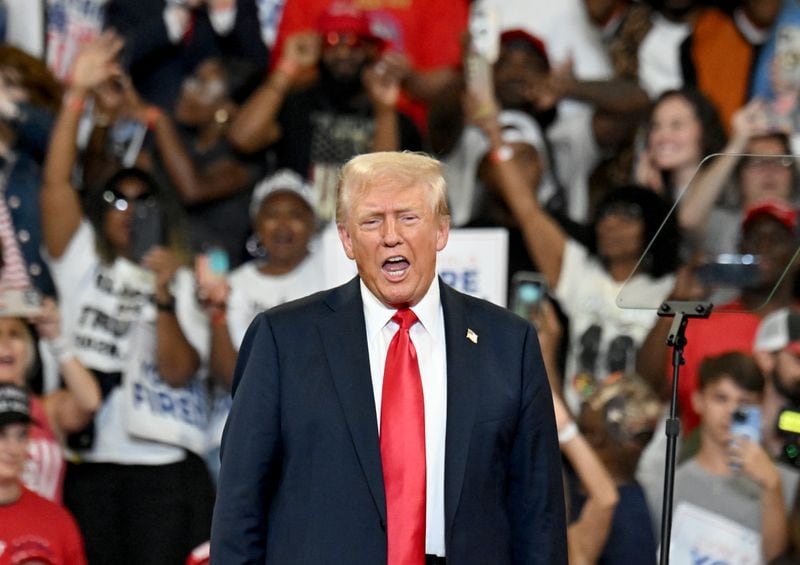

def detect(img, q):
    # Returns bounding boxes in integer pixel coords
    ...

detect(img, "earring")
[214,108,229,125]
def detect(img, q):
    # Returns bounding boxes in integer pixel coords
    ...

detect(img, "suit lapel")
[440,280,480,542]
[318,277,386,523]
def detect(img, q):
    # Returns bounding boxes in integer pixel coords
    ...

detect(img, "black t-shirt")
[275,82,423,178]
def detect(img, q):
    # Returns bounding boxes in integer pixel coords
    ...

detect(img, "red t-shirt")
[0,486,87,565]
[672,301,761,434]
[271,0,468,126]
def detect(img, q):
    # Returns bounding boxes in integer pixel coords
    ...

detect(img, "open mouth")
[0,354,17,366]
[382,256,410,279]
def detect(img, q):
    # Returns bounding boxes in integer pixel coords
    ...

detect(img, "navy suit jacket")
[210,277,567,564]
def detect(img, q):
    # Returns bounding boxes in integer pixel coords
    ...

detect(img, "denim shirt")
[4,102,56,297]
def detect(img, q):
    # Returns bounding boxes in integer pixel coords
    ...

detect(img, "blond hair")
[335,151,450,224]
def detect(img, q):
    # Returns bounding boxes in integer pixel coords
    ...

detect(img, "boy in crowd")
[0,383,87,564]
[657,352,793,562]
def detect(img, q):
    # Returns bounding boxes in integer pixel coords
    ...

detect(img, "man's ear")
[338,223,355,260]
[691,389,704,416]
[754,350,775,378]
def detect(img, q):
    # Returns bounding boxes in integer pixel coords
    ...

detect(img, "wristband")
[489,145,514,164]
[558,421,579,445]
[144,105,162,130]
[65,93,86,114]
[46,335,76,365]
[276,59,299,79]
[156,296,176,313]
[211,307,227,327]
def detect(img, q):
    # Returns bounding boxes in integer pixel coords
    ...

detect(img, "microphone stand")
[657,300,713,565]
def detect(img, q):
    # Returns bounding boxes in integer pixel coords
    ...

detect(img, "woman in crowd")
[0,45,62,296]
[0,299,100,503]
[198,168,325,481]
[145,55,266,267]
[636,88,726,204]
[40,33,213,565]
[477,95,679,412]
[678,99,798,255]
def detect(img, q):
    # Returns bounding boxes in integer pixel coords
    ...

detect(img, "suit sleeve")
[509,324,568,564]
[210,314,282,563]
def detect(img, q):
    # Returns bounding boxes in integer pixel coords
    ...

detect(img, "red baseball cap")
[499,28,549,66]
[317,1,385,46]
[742,199,797,233]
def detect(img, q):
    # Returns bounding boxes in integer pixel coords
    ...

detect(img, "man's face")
[493,45,547,111]
[338,180,449,308]
[692,377,760,448]
[739,215,795,289]
[320,33,371,83]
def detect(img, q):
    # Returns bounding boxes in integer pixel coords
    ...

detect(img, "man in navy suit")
[210,151,567,564]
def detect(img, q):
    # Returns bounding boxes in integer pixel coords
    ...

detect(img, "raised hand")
[363,62,400,111]
[70,31,124,93]
[28,297,62,341]
[141,246,182,301]
[281,32,321,72]
[730,99,772,145]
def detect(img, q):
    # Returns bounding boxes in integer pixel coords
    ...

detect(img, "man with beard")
[226,1,421,221]
[755,309,800,461]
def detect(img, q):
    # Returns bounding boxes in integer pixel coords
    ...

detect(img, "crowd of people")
[1,0,800,563]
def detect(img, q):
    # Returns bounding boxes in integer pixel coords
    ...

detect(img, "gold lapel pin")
[466,328,478,344]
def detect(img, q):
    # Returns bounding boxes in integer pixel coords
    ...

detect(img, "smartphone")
[509,272,547,320]
[468,0,499,63]
[694,254,762,288]
[731,405,762,444]
[195,247,229,304]
[129,197,164,264]
[0,288,43,317]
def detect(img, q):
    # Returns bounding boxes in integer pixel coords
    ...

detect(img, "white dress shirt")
[361,279,447,557]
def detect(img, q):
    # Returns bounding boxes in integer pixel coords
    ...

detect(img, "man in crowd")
[210,151,566,563]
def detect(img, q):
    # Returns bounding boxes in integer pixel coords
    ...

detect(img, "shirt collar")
[360,276,442,338]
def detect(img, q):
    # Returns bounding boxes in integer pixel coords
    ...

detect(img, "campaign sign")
[667,501,761,565]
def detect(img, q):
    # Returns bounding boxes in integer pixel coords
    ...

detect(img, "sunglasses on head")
[103,189,154,212]
[323,32,365,49]
[598,202,644,221]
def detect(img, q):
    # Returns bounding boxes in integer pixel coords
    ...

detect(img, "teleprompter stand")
[657,300,713,565]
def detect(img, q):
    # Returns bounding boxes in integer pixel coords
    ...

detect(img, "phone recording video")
[129,197,165,265]
[693,253,762,289]
[509,272,547,320]
[731,404,762,444]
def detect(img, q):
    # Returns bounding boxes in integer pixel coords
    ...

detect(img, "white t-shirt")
[226,251,327,345]
[638,13,691,99]
[47,221,209,464]
[207,249,327,448]
[555,239,674,412]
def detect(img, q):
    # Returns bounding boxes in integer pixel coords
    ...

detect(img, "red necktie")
[380,308,426,565]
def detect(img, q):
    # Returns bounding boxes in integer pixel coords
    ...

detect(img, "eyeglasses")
[741,156,794,170]
[323,32,365,49]
[103,190,154,212]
